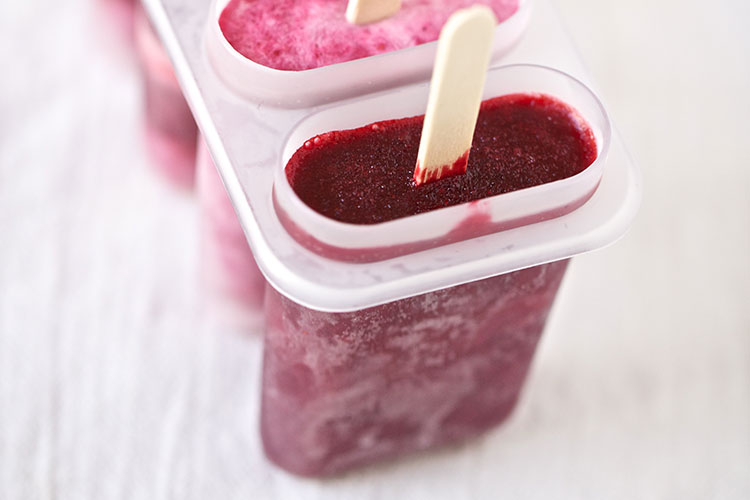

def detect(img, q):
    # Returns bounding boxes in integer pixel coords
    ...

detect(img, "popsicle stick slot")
[414,6,497,186]
[346,0,401,25]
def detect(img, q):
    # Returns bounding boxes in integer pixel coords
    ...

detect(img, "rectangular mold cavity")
[274,64,611,262]
[206,0,532,107]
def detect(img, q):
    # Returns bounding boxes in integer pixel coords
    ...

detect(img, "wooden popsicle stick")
[414,6,497,186]
[346,0,401,25]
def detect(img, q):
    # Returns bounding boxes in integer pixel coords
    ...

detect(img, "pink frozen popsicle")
[261,92,597,476]
[219,0,519,71]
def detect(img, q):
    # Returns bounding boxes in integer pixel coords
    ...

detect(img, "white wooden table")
[1,0,748,498]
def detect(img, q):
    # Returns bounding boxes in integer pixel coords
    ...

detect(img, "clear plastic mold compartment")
[274,64,611,261]
[206,0,532,106]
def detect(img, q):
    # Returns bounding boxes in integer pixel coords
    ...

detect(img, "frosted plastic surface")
[262,261,568,475]
[141,0,641,312]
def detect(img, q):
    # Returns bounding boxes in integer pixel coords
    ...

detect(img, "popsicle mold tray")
[143,0,641,312]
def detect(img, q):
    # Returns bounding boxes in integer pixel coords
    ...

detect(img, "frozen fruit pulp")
[219,0,518,71]
[262,260,569,476]
[286,93,597,224]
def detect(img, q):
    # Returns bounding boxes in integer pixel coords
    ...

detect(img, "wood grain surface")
[0,0,748,498]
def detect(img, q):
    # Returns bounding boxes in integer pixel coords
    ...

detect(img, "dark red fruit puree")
[286,93,597,225]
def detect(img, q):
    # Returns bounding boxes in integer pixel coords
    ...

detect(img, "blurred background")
[0,0,748,498]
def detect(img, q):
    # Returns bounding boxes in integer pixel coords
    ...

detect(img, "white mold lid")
[143,0,641,312]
